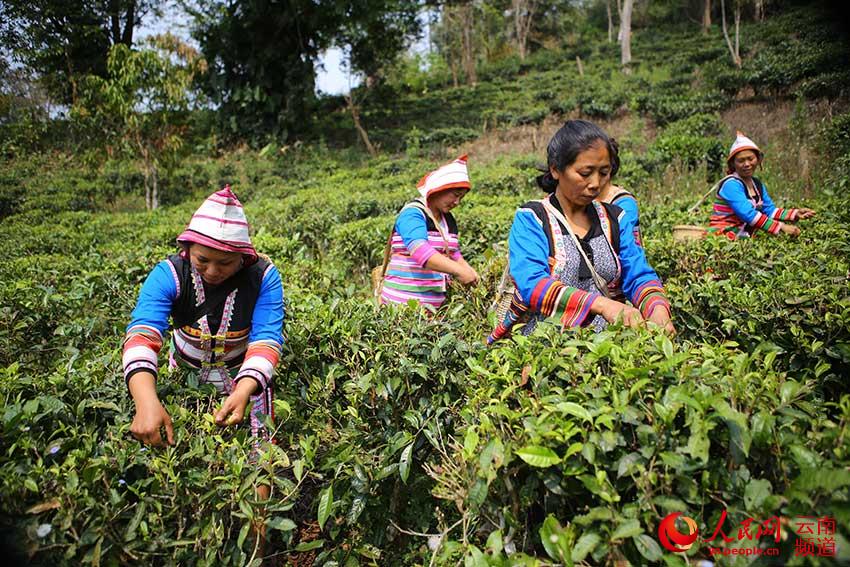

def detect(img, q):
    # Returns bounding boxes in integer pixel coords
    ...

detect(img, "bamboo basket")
[672,225,708,242]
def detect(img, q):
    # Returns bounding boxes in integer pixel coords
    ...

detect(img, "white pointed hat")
[177,185,259,265]
[728,130,762,161]
[416,155,471,201]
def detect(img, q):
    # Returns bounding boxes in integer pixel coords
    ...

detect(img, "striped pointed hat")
[728,130,762,162]
[177,185,258,265]
[417,155,471,201]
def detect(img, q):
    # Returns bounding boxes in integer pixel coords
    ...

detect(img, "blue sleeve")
[718,178,759,225]
[126,260,178,336]
[248,264,285,345]
[615,195,640,228]
[616,211,669,316]
[759,183,777,217]
[395,207,429,248]
[508,208,551,305]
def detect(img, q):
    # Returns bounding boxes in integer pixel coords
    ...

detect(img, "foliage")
[0,0,162,103]
[73,35,208,209]
[336,0,422,81]
[1,3,850,566]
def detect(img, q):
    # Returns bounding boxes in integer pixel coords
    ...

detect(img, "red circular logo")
[658,512,699,553]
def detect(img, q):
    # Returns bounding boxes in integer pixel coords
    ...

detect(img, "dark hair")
[535,120,620,193]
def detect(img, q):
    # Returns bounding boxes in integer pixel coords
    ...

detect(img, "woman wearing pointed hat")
[709,131,815,240]
[379,155,479,310]
[123,186,284,461]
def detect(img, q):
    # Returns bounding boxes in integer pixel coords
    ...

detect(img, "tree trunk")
[150,164,158,210]
[755,0,765,21]
[513,0,537,60]
[450,57,459,88]
[144,167,151,211]
[513,0,526,60]
[702,0,711,34]
[110,0,122,45]
[576,55,584,76]
[616,0,622,42]
[460,3,477,85]
[734,0,740,58]
[720,0,742,67]
[122,0,136,46]
[109,0,136,46]
[620,0,633,72]
[607,0,613,43]
[345,94,377,157]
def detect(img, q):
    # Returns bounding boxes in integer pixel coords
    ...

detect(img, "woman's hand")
[797,208,816,219]
[594,297,644,329]
[128,371,174,447]
[215,379,258,426]
[455,264,479,286]
[780,223,801,237]
[424,254,478,286]
[130,397,175,447]
[647,306,676,335]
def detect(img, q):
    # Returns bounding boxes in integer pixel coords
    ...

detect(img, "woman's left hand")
[647,306,676,335]
[215,379,257,426]
[797,208,816,219]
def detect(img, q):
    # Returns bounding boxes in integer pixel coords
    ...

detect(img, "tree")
[0,1,161,104]
[338,0,421,85]
[754,0,766,21]
[191,0,420,143]
[73,35,207,209]
[720,0,742,67]
[512,0,540,60]
[703,0,712,34]
[619,0,633,72]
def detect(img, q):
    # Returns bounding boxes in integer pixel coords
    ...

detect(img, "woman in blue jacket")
[488,120,673,343]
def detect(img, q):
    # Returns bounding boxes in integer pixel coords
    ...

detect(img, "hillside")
[1,2,850,566]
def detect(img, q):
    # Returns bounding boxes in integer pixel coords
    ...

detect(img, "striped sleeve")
[762,187,799,221]
[396,207,438,267]
[123,261,178,386]
[235,263,285,393]
[509,207,601,328]
[718,179,782,235]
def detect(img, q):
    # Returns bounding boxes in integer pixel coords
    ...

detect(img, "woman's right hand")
[128,372,175,447]
[455,264,479,285]
[130,398,175,446]
[780,223,801,237]
[594,297,644,329]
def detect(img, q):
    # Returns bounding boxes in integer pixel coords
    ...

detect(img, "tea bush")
[2,5,850,566]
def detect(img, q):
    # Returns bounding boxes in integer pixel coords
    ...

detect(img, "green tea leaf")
[557,402,593,422]
[294,539,324,552]
[516,446,562,468]
[634,534,663,561]
[317,484,333,530]
[266,517,296,532]
[539,515,573,566]
[399,442,414,483]
[611,519,642,540]
[571,531,600,562]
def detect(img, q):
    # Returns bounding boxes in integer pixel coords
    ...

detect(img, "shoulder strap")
[541,199,612,298]
[410,198,450,254]
[526,200,556,258]
[376,199,450,288]
[609,188,635,204]
[688,174,735,214]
